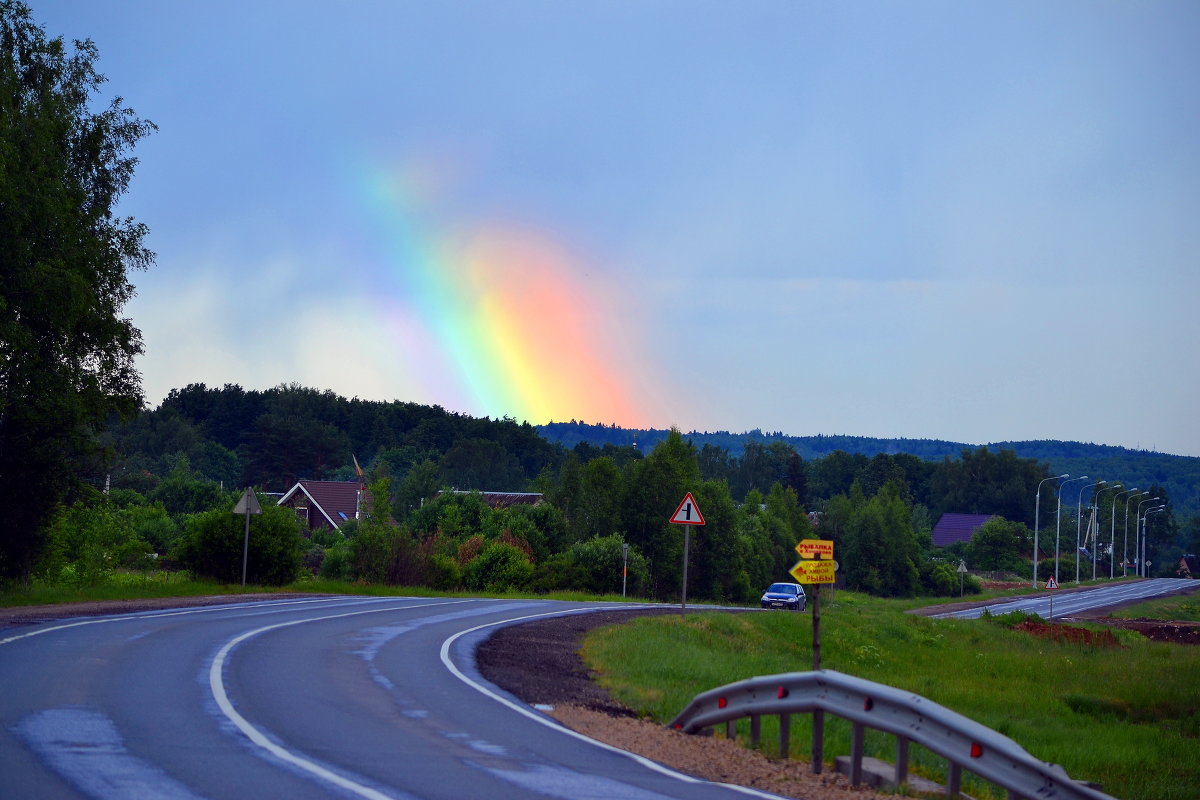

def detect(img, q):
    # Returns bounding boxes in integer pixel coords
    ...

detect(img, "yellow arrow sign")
[790,559,837,584]
[795,538,834,560]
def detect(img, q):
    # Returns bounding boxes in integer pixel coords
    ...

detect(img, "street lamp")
[1076,480,1105,583]
[1056,476,1088,584]
[1124,491,1149,577]
[1134,497,1161,577]
[1032,473,1068,587]
[1110,487,1138,579]
[1140,504,1166,577]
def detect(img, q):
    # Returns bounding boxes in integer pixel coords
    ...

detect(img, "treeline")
[539,423,1200,518]
[25,383,1188,599]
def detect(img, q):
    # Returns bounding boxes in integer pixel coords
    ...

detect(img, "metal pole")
[1110,488,1136,579]
[1134,497,1161,577]
[1124,491,1146,577]
[812,585,821,670]
[1143,507,1166,578]
[622,542,629,598]
[241,507,251,587]
[1076,480,1104,583]
[1033,474,1067,588]
[681,526,690,615]
[1056,476,1087,584]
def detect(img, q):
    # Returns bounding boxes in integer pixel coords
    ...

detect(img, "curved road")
[932,577,1198,619]
[1,597,781,800]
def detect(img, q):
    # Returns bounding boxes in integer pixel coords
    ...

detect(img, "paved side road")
[0,596,789,800]
[932,577,1198,620]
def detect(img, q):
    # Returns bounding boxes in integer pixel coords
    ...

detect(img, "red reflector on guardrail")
[777,686,789,699]
[718,697,727,709]
[864,698,874,711]
[971,743,983,758]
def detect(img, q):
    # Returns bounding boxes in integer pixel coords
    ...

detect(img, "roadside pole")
[622,542,629,598]
[670,493,705,616]
[232,487,263,586]
[790,537,836,774]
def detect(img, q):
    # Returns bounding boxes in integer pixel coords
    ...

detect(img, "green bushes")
[172,503,304,585]
[463,542,533,593]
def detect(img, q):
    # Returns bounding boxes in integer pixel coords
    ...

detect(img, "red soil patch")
[1014,619,1121,647]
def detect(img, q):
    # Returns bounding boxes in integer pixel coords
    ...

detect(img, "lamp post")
[1110,487,1138,579]
[1134,497,1161,577]
[1140,504,1166,577]
[1076,480,1105,583]
[1056,476,1087,584]
[1124,491,1149,577]
[1033,474,1068,587]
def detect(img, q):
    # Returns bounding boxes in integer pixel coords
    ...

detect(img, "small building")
[931,513,997,548]
[277,480,363,533]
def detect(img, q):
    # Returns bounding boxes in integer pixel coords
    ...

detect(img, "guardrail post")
[779,712,790,759]
[811,709,824,774]
[725,719,735,740]
[750,714,761,747]
[896,736,909,787]
[948,761,962,798]
[850,722,865,785]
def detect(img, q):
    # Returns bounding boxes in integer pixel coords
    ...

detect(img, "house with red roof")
[277,480,363,533]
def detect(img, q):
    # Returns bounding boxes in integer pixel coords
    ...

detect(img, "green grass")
[581,592,1200,800]
[1111,590,1200,622]
[0,571,282,606]
[0,573,653,608]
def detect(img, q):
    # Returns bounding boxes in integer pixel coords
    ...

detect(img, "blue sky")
[32,1,1200,456]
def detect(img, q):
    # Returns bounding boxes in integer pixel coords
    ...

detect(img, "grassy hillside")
[581,592,1200,800]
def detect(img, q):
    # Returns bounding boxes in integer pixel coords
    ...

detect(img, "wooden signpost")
[790,538,836,672]
[790,538,836,774]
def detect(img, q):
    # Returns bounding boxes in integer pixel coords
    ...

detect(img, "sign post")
[957,560,968,597]
[622,542,629,598]
[670,492,705,614]
[1045,574,1059,619]
[790,538,836,775]
[790,539,836,673]
[232,487,263,586]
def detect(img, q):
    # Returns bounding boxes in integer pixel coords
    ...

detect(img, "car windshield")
[767,584,796,595]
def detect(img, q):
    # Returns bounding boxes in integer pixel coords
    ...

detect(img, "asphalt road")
[932,577,1198,620]
[0,596,784,800]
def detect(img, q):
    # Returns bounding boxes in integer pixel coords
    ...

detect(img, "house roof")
[931,513,996,548]
[278,480,361,528]
[436,490,544,509]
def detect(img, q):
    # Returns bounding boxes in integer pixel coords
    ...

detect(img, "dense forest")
[26,382,1187,601]
[538,422,1200,519]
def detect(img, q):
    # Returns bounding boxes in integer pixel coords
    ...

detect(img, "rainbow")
[355,160,651,427]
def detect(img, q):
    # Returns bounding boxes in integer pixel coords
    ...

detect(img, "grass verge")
[580,592,1200,800]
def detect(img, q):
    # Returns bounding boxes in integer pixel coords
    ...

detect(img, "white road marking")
[439,607,793,800]
[207,598,475,800]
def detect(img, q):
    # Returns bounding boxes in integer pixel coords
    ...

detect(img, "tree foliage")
[0,1,154,581]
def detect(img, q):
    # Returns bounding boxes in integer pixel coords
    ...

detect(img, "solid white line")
[208,598,474,800]
[438,607,793,800]
[0,595,364,646]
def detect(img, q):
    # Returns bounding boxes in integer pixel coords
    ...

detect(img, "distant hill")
[537,423,1200,518]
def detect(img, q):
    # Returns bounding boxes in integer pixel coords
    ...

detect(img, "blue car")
[760,582,806,611]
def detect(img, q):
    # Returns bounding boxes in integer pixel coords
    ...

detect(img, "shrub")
[426,554,462,591]
[173,502,304,585]
[463,542,533,593]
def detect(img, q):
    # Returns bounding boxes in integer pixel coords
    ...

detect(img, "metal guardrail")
[668,670,1114,800]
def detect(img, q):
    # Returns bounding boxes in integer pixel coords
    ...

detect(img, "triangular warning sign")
[1045,576,1059,589]
[670,492,705,525]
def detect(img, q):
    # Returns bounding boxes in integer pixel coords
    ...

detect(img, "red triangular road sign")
[670,492,705,525]
[1045,576,1059,589]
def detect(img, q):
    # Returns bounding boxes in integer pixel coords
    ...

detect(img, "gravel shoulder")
[477,608,895,800]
